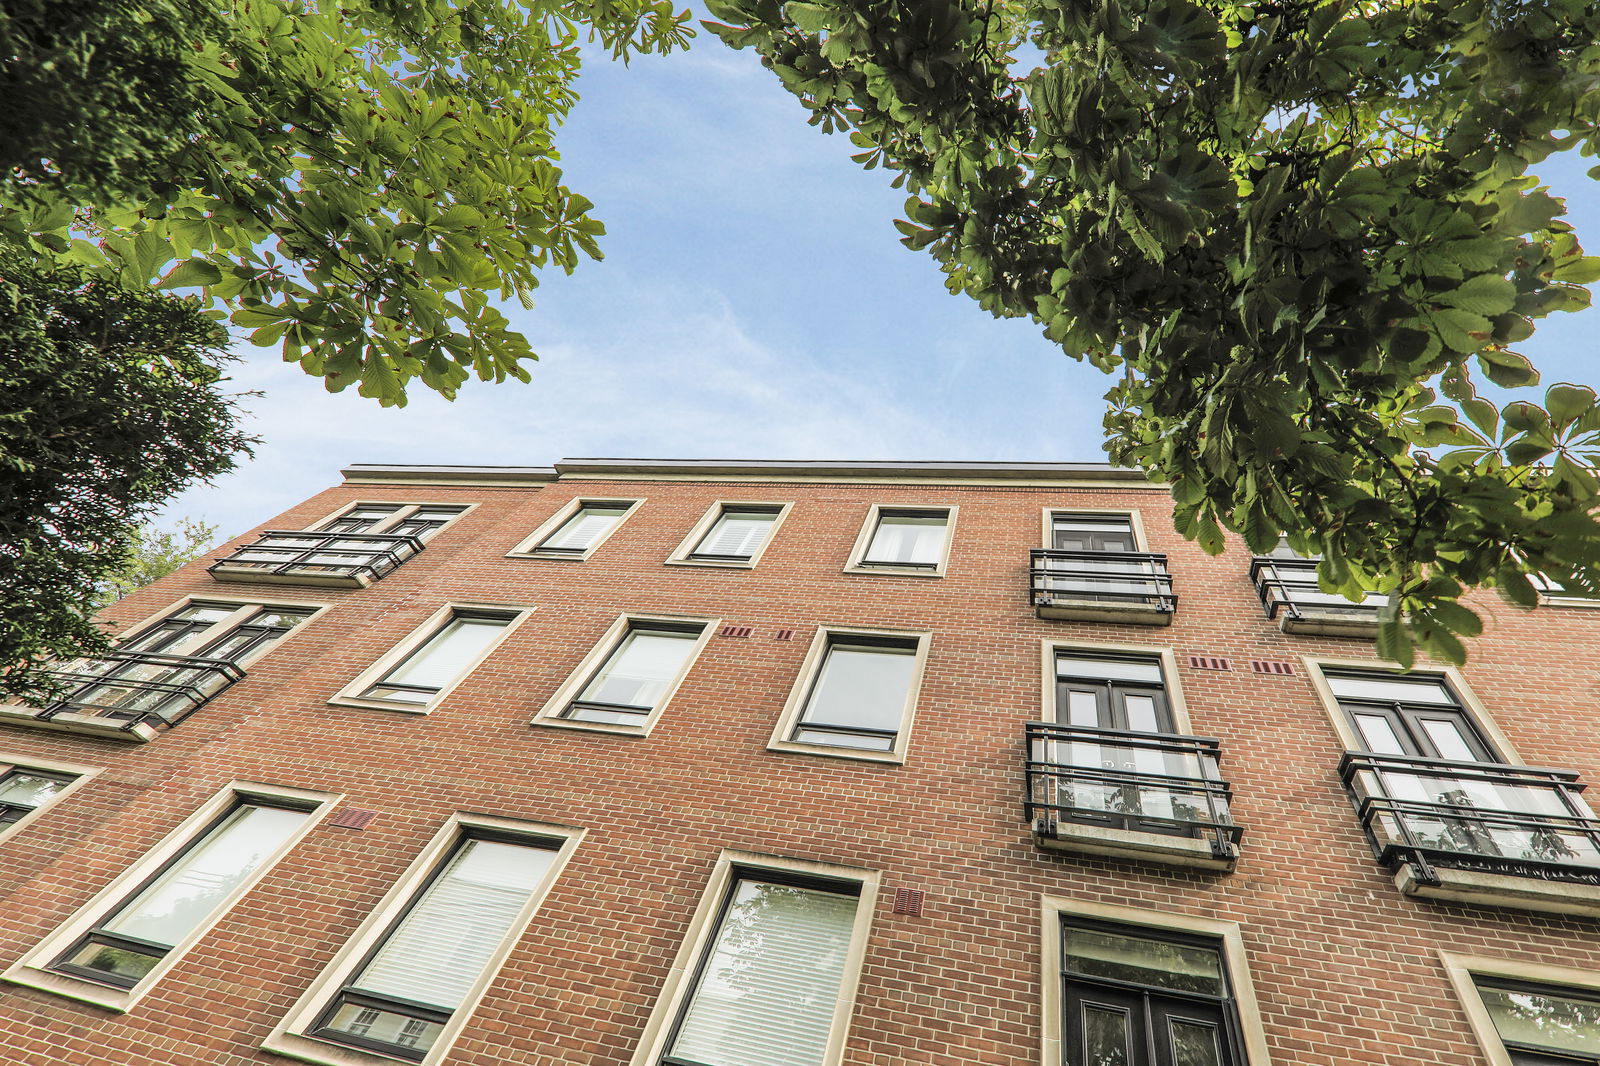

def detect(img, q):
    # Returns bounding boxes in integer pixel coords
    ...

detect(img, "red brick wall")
[1,472,1597,1066]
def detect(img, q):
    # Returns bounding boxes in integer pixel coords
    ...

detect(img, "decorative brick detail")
[1250,659,1297,675]
[717,624,753,638]
[773,628,796,641]
[892,888,926,917]
[327,808,379,831]
[1186,655,1232,671]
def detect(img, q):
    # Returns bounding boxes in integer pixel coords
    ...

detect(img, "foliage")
[2,0,694,407]
[0,253,251,704]
[92,518,222,612]
[706,0,1600,664]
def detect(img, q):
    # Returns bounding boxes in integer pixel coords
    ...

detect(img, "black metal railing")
[1029,550,1176,613]
[24,651,246,733]
[1340,751,1600,887]
[1249,556,1384,623]
[1025,723,1241,860]
[208,530,425,584]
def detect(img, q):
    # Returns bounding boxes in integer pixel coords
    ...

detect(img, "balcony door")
[1044,515,1161,602]
[1051,654,1182,831]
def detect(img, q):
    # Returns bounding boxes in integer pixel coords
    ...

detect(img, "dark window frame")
[858,507,951,570]
[561,619,707,723]
[788,632,922,752]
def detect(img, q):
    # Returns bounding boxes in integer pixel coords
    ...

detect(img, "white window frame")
[1037,639,1195,732]
[262,813,585,1066]
[666,500,794,569]
[2,780,338,1012]
[843,504,958,577]
[1039,895,1274,1066]
[766,625,931,765]
[330,603,534,715]
[506,497,643,562]
[1040,507,1149,549]
[530,613,718,737]
[627,849,880,1066]
[1440,949,1600,1066]
[301,501,477,542]
[0,752,101,847]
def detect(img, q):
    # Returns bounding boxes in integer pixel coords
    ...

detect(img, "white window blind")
[540,504,630,552]
[793,641,918,749]
[694,509,778,559]
[863,512,947,566]
[368,614,510,701]
[577,627,699,709]
[668,880,859,1066]
[351,838,555,1011]
[103,803,308,948]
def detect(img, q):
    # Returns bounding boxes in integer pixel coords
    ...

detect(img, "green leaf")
[157,259,224,290]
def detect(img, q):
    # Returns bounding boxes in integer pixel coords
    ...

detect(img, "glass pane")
[1082,1006,1131,1066]
[1064,927,1224,997]
[1171,1019,1223,1066]
[541,504,630,551]
[1123,695,1160,733]
[575,628,699,710]
[1421,718,1480,762]
[668,880,858,1066]
[322,1002,446,1054]
[1327,673,1456,705]
[0,772,68,809]
[103,804,308,948]
[864,513,948,566]
[1057,655,1164,685]
[1065,690,1102,727]
[1480,985,1600,1054]
[799,643,918,734]
[695,510,778,558]
[60,940,162,981]
[1353,714,1408,755]
[378,616,510,693]
[352,838,555,1011]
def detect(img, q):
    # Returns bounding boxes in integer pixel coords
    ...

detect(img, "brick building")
[1,457,1598,1066]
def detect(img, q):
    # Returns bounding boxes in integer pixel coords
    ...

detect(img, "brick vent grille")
[328,808,379,831]
[1250,659,1296,676]
[718,625,753,638]
[1186,655,1232,671]
[892,888,926,917]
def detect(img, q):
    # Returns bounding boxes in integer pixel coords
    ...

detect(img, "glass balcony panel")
[1030,551,1176,613]
[209,530,423,584]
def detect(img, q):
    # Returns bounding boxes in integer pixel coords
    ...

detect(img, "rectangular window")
[1475,978,1600,1064]
[316,503,466,541]
[1051,513,1139,552]
[0,765,77,826]
[691,506,782,561]
[537,503,635,554]
[52,799,313,988]
[768,629,929,762]
[309,832,562,1060]
[1058,918,1245,1066]
[346,608,522,709]
[562,621,706,725]
[844,505,955,576]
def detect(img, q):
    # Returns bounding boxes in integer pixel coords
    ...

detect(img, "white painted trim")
[1039,895,1274,1066]
[1438,950,1600,1066]
[1038,638,1194,733]
[2,781,339,1012]
[664,500,795,570]
[261,813,586,1066]
[627,849,880,1066]
[766,626,931,765]
[505,497,644,562]
[841,503,958,578]
[329,603,535,715]
[0,753,102,848]
[529,613,719,737]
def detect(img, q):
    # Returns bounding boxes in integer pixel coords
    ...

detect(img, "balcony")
[1250,556,1382,637]
[1029,550,1175,625]
[1340,752,1600,916]
[0,651,245,742]
[1025,723,1241,871]
[208,530,425,588]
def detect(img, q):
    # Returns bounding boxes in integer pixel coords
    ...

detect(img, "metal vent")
[892,888,926,917]
[718,625,753,638]
[328,808,379,831]
[1250,659,1296,676]
[1186,655,1232,671]
[773,628,796,641]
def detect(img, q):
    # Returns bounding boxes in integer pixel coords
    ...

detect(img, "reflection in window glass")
[1478,981,1600,1057]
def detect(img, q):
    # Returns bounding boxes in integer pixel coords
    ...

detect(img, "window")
[1052,513,1139,553]
[630,852,878,1066]
[0,766,76,826]
[1057,918,1246,1066]
[1032,512,1174,621]
[1475,979,1600,1065]
[1328,669,1498,762]
[533,618,711,733]
[3,782,333,1010]
[845,505,955,575]
[309,832,563,1060]
[669,502,792,568]
[334,604,530,713]
[769,629,929,761]
[264,814,582,1066]
[315,503,466,541]
[509,498,641,560]
[210,504,465,585]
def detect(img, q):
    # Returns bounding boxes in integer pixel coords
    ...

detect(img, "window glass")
[362,614,511,704]
[567,625,701,723]
[792,639,919,751]
[1064,925,1225,997]
[862,511,948,567]
[1326,673,1456,705]
[667,879,859,1066]
[0,770,72,824]
[1478,982,1600,1056]
[538,503,632,552]
[1056,654,1164,685]
[693,508,780,560]
[1052,515,1138,552]
[319,506,403,533]
[387,507,465,539]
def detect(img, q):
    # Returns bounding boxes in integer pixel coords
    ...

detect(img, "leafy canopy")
[3,0,693,406]
[92,519,223,613]
[705,0,1600,664]
[0,254,252,704]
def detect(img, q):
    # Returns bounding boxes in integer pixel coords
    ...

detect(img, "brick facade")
[1,459,1597,1066]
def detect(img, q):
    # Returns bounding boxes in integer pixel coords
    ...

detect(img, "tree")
[706,0,1600,664]
[92,518,221,612]
[0,252,252,704]
[2,0,694,406]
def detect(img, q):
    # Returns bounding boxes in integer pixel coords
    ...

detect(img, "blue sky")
[168,36,1600,538]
